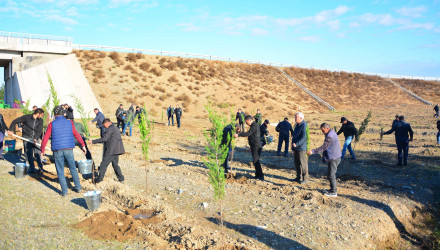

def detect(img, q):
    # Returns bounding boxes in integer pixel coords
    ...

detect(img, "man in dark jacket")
[307,123,342,197]
[90,118,125,183]
[291,113,308,184]
[90,108,106,137]
[115,104,125,132]
[260,119,269,147]
[437,120,440,145]
[0,112,8,160]
[276,117,294,157]
[221,123,240,173]
[434,104,439,118]
[41,106,86,196]
[255,109,263,125]
[9,108,45,174]
[337,117,358,160]
[383,116,414,166]
[167,106,174,126]
[236,108,245,132]
[63,103,74,120]
[175,104,183,128]
[233,115,264,180]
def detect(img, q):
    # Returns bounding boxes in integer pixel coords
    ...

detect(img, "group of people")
[167,105,183,128]
[114,103,145,136]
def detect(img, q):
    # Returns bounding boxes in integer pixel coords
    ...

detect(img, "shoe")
[322,189,331,194]
[60,193,68,197]
[299,180,309,184]
[118,179,125,183]
[396,163,403,167]
[74,188,82,193]
[253,176,264,181]
[292,178,300,183]
[324,192,337,197]
[0,156,4,160]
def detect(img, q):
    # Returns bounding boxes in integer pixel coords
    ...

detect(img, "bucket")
[83,190,102,211]
[76,160,93,175]
[15,163,26,178]
[24,163,30,174]
[5,140,16,152]
[266,135,274,143]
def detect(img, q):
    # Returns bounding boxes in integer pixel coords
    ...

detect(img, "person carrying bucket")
[40,106,86,196]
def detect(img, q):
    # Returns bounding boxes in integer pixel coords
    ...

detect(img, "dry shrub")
[93,77,99,83]
[175,93,191,106]
[150,67,162,77]
[126,53,138,63]
[164,62,177,71]
[124,65,138,75]
[139,62,151,72]
[109,51,123,65]
[159,57,167,64]
[176,58,186,69]
[136,52,144,59]
[154,86,166,93]
[187,85,193,90]
[127,90,133,95]
[168,75,178,83]
[99,51,107,58]
[92,69,105,78]
[132,75,140,82]
[159,94,168,101]
[267,106,274,110]
[72,49,81,57]
[99,93,106,98]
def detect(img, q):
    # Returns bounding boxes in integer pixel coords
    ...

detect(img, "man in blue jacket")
[291,113,308,184]
[383,116,413,166]
[90,108,106,137]
[307,123,341,197]
[276,117,294,157]
[41,106,86,196]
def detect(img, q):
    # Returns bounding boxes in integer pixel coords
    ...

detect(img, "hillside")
[392,78,440,104]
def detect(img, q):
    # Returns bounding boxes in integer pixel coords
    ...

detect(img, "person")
[437,120,440,145]
[32,105,37,111]
[221,123,240,174]
[90,108,106,137]
[0,112,8,160]
[434,104,439,118]
[291,113,309,184]
[167,105,174,126]
[275,117,294,157]
[8,108,45,174]
[236,108,245,132]
[63,103,74,120]
[233,115,264,180]
[135,106,143,124]
[123,107,135,136]
[255,109,263,125]
[129,103,135,114]
[337,117,358,160]
[73,120,92,160]
[175,104,183,128]
[392,115,399,127]
[115,104,125,132]
[260,119,270,147]
[307,123,342,197]
[40,106,86,196]
[383,116,414,166]
[89,118,125,183]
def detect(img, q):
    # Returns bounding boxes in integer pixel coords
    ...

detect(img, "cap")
[264,119,270,124]
[340,117,347,123]
[53,105,66,116]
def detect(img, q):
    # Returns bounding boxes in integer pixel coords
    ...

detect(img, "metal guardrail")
[73,44,440,81]
[387,79,433,105]
[0,31,72,46]
[276,67,335,111]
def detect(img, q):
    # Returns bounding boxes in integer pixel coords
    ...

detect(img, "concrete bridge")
[0,31,101,117]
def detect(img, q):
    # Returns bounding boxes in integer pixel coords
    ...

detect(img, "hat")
[340,117,347,123]
[53,105,66,116]
[264,119,270,124]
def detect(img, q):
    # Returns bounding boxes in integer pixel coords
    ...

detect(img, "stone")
[178,189,184,194]
[202,202,208,208]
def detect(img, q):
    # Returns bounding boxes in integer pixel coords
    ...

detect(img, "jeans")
[168,116,174,126]
[222,148,232,173]
[251,147,264,178]
[99,126,106,138]
[54,150,81,195]
[24,141,43,173]
[397,140,409,165]
[437,131,440,144]
[116,117,125,132]
[294,150,308,181]
[341,136,355,159]
[123,122,132,136]
[97,155,124,182]
[327,158,341,193]
[277,133,289,156]
[0,132,4,156]
[176,116,181,128]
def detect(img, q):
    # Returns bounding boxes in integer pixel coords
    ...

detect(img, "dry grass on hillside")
[392,79,440,103]
[282,67,423,109]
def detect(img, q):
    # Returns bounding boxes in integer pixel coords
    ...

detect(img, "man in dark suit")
[275,117,294,157]
[383,116,414,166]
[90,118,125,183]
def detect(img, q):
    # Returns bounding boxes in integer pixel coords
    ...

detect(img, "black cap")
[264,119,270,124]
[53,105,66,116]
[340,117,347,123]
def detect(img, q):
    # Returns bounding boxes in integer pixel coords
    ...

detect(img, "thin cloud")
[296,36,320,43]
[46,14,78,25]
[357,12,436,32]
[396,6,427,18]
[252,28,268,36]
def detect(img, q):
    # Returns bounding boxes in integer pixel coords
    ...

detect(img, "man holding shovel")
[8,108,45,174]
[40,106,86,196]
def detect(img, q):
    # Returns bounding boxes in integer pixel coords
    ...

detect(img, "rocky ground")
[0,104,439,249]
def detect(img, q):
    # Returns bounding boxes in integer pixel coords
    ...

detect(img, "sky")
[1,0,440,78]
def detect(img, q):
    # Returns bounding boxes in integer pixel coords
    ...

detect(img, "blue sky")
[1,0,440,77]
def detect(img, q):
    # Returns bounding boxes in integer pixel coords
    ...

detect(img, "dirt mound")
[226,173,248,184]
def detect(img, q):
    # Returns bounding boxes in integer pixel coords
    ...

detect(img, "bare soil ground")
[1,102,439,249]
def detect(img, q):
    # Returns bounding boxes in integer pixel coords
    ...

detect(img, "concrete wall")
[14,54,101,118]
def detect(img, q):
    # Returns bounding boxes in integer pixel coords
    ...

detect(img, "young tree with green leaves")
[138,106,153,196]
[71,94,91,138]
[356,111,372,143]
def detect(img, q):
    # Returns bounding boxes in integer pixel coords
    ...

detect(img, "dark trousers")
[176,115,181,128]
[261,137,266,147]
[116,117,125,132]
[0,132,4,156]
[99,126,106,138]
[294,150,308,181]
[222,148,232,173]
[24,141,43,172]
[435,111,439,118]
[168,115,174,126]
[97,154,124,182]
[397,140,409,165]
[327,158,341,193]
[75,137,92,160]
[277,133,289,156]
[239,122,244,133]
[251,146,264,177]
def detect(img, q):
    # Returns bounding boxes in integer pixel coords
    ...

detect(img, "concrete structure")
[0,31,101,117]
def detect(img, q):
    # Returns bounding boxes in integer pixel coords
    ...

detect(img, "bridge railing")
[0,31,72,47]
